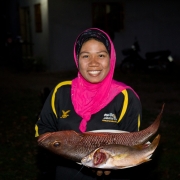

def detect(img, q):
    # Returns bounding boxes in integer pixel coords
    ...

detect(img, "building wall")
[18,0,49,68]
[19,0,180,72]
[120,1,180,59]
[48,0,92,71]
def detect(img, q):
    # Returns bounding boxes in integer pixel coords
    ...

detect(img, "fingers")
[96,170,103,176]
[104,170,111,175]
[95,170,111,176]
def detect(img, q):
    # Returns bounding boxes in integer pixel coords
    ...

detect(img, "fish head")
[37,130,83,157]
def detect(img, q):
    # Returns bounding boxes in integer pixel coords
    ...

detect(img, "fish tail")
[154,103,165,127]
[150,134,161,150]
[149,103,165,132]
[139,104,164,143]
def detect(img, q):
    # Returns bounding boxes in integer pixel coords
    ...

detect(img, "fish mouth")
[93,149,107,166]
[81,147,109,167]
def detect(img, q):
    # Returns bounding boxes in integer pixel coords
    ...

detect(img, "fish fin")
[134,134,160,150]
[133,143,150,150]
[151,134,161,147]
[83,132,109,136]
[76,162,82,165]
[116,165,129,169]
[156,103,165,119]
[137,158,152,165]
[72,130,83,136]
[115,158,152,169]
[146,154,153,159]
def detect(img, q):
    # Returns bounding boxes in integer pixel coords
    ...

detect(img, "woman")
[35,28,142,180]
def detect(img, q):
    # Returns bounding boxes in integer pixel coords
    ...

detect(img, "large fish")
[81,134,160,169]
[38,104,164,162]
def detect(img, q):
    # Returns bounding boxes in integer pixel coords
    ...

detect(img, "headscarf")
[71,28,138,132]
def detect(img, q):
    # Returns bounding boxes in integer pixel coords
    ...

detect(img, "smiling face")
[78,39,110,83]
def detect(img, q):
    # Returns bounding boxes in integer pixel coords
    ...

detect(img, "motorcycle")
[119,39,174,73]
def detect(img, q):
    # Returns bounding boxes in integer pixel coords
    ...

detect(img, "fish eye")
[53,141,61,147]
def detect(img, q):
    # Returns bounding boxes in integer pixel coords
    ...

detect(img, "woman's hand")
[92,169,111,176]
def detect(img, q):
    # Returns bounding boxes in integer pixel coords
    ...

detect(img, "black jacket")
[35,81,142,180]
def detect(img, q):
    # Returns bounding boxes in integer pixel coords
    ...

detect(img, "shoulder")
[116,88,139,100]
[126,88,139,99]
[114,88,141,111]
[53,80,72,92]
[51,81,72,98]
[54,80,72,90]
[112,80,139,100]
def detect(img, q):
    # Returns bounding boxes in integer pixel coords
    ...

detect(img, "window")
[92,2,124,40]
[34,3,42,32]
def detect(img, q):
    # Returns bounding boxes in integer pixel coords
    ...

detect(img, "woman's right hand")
[92,169,111,176]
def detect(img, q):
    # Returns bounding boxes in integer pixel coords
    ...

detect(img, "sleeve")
[118,89,142,132]
[35,88,58,137]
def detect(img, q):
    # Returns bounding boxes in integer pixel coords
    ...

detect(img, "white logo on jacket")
[102,113,117,122]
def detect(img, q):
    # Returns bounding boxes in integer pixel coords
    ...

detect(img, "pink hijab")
[71,28,138,132]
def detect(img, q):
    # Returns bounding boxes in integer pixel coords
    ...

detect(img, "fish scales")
[38,104,164,162]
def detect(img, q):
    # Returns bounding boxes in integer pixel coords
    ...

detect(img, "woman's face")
[78,39,110,83]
